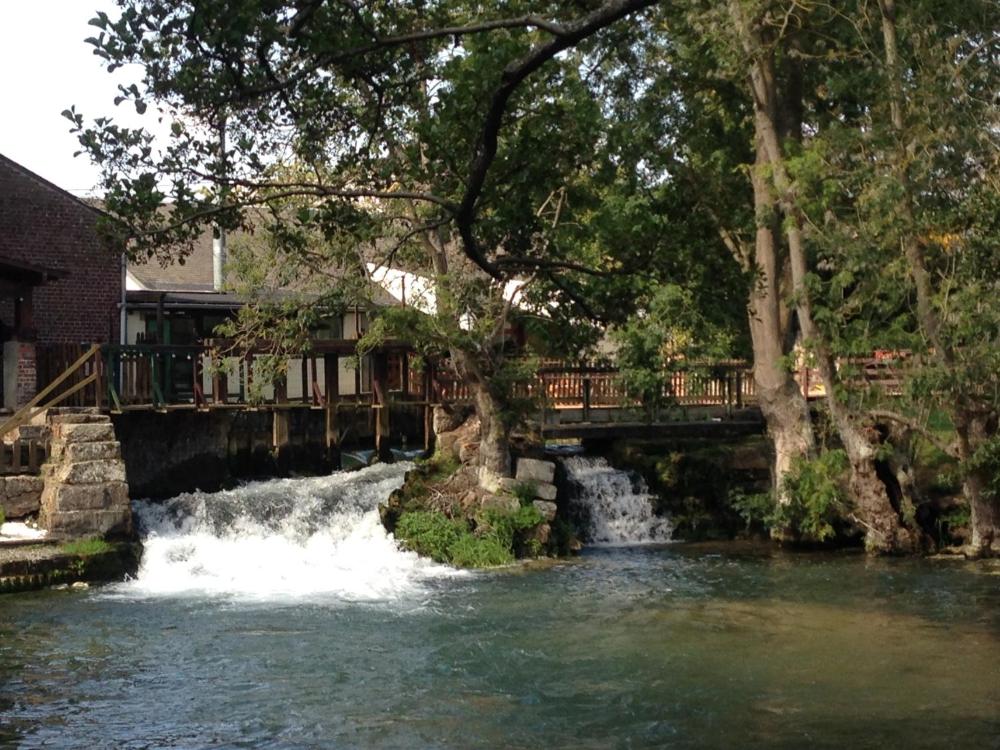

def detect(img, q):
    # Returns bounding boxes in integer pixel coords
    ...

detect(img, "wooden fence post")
[324,353,341,469]
[372,351,392,463]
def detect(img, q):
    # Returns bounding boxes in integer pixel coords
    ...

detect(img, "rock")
[42,481,129,512]
[497,477,521,493]
[459,489,479,513]
[48,412,110,425]
[49,459,127,485]
[433,405,472,435]
[50,441,121,463]
[0,475,44,519]
[515,458,555,484]
[40,508,131,538]
[70,581,90,590]
[458,441,480,464]
[533,482,558,501]
[532,500,557,522]
[527,522,551,546]
[478,466,504,493]
[479,494,520,514]
[52,422,116,444]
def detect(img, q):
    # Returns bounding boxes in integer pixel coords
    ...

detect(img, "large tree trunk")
[471,378,513,486]
[731,0,917,552]
[955,412,1000,557]
[746,141,815,502]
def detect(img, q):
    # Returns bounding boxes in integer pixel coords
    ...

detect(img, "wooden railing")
[0,438,48,475]
[28,342,907,419]
[435,361,757,414]
[1,344,103,442]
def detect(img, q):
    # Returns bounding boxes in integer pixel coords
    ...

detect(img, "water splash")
[123,463,456,601]
[562,456,672,545]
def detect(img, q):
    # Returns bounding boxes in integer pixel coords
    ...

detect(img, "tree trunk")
[746,139,816,504]
[729,2,918,552]
[470,377,512,486]
[955,412,1000,557]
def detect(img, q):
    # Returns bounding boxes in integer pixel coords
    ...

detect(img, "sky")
[0,0,142,195]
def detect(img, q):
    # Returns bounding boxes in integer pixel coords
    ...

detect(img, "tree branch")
[868,409,960,458]
[454,0,660,278]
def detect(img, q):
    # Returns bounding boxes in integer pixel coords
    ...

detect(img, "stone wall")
[0,475,43,519]
[113,404,428,500]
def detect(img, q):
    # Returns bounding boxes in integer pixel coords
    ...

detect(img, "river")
[1,463,998,748]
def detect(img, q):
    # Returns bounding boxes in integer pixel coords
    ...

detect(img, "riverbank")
[0,538,140,594]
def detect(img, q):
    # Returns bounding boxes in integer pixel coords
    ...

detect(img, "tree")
[72,0,657,485]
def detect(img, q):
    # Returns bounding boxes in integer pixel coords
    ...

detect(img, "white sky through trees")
[0,0,141,195]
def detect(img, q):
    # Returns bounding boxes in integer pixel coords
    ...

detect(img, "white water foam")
[562,456,672,545]
[123,463,457,601]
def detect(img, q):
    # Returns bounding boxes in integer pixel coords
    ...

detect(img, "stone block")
[43,481,129,512]
[533,482,558,501]
[515,458,555,484]
[53,422,116,444]
[41,508,131,538]
[0,475,43,519]
[479,494,520,514]
[532,500,558,522]
[60,441,122,463]
[50,459,127,485]
[48,413,110,425]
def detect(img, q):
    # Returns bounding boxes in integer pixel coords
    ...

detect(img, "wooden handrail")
[0,344,100,441]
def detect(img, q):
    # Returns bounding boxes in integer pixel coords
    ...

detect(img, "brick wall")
[0,155,122,345]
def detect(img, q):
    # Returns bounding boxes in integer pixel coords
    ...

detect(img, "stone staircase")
[38,409,131,539]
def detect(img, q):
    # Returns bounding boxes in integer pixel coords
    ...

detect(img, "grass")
[59,538,113,557]
[395,504,545,569]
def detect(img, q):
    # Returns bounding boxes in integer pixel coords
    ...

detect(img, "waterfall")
[124,463,455,600]
[562,456,672,545]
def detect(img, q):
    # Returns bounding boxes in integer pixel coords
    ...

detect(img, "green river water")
[1,464,998,749]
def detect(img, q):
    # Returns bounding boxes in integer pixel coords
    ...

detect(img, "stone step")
[50,422,116,444]
[48,413,111,425]
[48,440,121,463]
[44,458,126,485]
[38,508,131,538]
[42,481,129,512]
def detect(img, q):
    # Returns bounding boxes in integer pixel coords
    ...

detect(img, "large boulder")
[516,458,556,484]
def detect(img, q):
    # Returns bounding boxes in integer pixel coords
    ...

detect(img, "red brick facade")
[0,154,122,344]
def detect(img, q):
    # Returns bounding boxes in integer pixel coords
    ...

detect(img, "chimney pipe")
[213,116,227,292]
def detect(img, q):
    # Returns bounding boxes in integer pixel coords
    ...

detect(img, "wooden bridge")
[0,343,769,460]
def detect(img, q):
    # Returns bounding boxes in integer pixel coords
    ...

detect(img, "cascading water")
[125,462,455,600]
[562,456,672,545]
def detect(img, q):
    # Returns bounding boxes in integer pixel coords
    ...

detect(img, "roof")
[0,152,108,219]
[128,227,223,292]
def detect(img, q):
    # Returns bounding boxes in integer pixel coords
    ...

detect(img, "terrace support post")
[582,377,592,422]
[423,361,435,453]
[401,351,410,400]
[324,353,341,469]
[213,350,228,405]
[372,351,392,463]
[273,410,291,474]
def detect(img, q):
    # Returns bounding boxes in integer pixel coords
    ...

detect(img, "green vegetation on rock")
[59,538,114,557]
[395,504,545,569]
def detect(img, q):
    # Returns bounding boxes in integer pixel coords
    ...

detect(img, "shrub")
[395,504,545,569]
[774,449,851,542]
[394,511,465,563]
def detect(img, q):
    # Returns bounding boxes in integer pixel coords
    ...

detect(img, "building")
[0,153,123,409]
